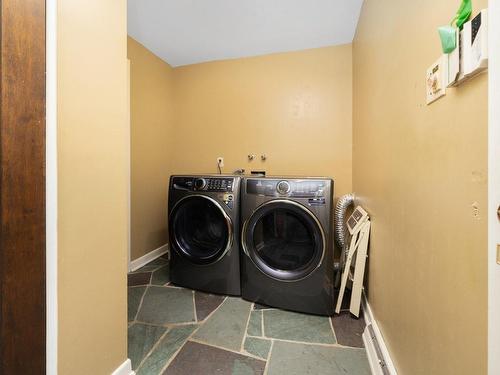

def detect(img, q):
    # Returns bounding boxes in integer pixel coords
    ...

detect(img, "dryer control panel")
[246,179,329,199]
[172,176,234,192]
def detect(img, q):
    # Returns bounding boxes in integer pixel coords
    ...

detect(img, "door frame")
[0,0,47,372]
[127,59,132,271]
[488,0,500,373]
[46,0,58,373]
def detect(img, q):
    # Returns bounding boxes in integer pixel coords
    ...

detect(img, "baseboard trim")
[129,243,169,272]
[111,359,135,375]
[362,294,398,375]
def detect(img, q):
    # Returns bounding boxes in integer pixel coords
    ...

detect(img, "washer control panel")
[172,176,234,192]
[246,179,328,199]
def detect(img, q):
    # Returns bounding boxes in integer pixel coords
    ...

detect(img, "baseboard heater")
[363,324,391,375]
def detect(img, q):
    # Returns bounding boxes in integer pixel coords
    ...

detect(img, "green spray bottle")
[438,0,472,53]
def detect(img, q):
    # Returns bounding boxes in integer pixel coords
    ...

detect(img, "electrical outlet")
[217,157,224,168]
[426,55,447,105]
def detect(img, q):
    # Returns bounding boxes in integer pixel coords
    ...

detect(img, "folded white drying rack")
[335,206,370,317]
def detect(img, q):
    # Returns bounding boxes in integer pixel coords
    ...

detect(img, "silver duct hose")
[334,193,355,287]
[334,193,355,249]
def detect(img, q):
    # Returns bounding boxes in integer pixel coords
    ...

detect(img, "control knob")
[194,178,207,190]
[277,180,291,195]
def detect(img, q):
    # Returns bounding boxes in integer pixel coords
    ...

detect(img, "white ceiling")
[127,0,364,67]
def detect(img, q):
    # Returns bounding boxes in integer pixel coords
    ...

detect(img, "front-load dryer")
[168,175,241,295]
[240,177,334,315]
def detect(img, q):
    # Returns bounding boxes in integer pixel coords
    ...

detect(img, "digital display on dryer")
[246,179,326,198]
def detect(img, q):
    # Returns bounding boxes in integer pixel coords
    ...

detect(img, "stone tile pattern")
[136,286,195,325]
[267,341,371,375]
[165,341,266,375]
[194,292,226,321]
[128,286,146,322]
[151,265,170,286]
[137,325,197,375]
[128,272,152,287]
[128,257,169,287]
[332,312,366,348]
[244,337,271,359]
[128,258,370,375]
[128,323,166,369]
[193,297,252,351]
[263,309,336,344]
[247,310,263,337]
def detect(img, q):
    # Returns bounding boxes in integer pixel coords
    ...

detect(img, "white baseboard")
[111,359,135,375]
[129,243,169,272]
[362,294,398,375]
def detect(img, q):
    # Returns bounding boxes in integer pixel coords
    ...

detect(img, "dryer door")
[242,200,325,281]
[170,195,233,265]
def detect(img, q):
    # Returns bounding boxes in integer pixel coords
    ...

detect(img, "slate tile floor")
[128,256,370,375]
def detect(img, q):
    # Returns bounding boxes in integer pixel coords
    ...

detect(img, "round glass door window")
[170,195,232,264]
[243,201,324,280]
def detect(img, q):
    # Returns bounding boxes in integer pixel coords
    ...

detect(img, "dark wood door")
[0,0,46,373]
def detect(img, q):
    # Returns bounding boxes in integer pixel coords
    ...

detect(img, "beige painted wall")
[172,45,353,198]
[353,1,488,374]
[128,37,174,261]
[57,1,128,374]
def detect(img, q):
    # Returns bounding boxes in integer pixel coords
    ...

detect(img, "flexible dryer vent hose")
[334,193,355,249]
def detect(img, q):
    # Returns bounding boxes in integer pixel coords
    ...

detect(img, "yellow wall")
[57,1,128,374]
[353,1,488,374]
[172,45,353,198]
[128,37,174,261]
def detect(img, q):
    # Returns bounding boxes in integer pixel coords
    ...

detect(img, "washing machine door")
[242,199,325,281]
[170,195,233,265]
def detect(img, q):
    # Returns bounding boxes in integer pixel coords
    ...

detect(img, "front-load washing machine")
[168,175,241,295]
[240,177,334,315]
